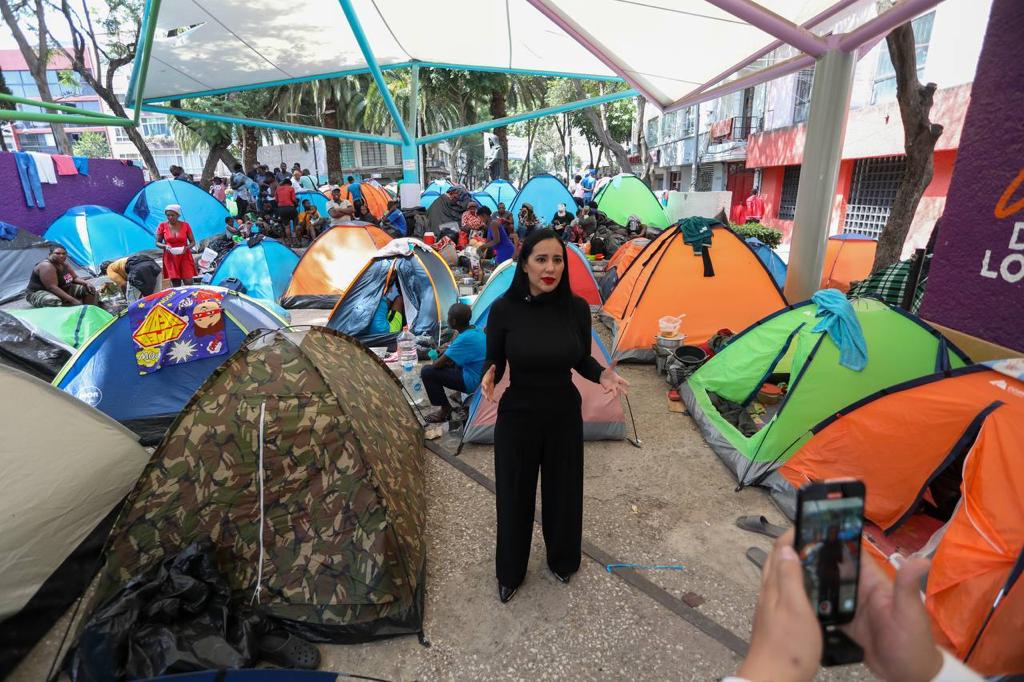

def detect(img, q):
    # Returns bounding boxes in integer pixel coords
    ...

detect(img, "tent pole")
[337,0,412,145]
[416,89,638,146]
[400,63,420,189]
[131,0,161,125]
[783,49,856,301]
[703,0,827,57]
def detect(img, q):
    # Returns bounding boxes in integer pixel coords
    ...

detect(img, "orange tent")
[607,237,650,273]
[326,182,392,220]
[779,364,1024,676]
[601,224,786,361]
[281,222,392,308]
[820,234,877,292]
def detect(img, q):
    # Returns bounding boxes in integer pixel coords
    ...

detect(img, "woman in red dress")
[155,204,197,286]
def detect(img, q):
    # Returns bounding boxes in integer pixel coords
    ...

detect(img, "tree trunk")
[573,82,632,174]
[518,120,537,187]
[871,14,944,272]
[201,143,238,187]
[489,89,508,179]
[553,115,568,179]
[322,104,342,183]
[636,96,654,184]
[242,126,259,169]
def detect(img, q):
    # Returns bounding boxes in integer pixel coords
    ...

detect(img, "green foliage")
[72,131,111,158]
[730,222,782,249]
[546,79,635,147]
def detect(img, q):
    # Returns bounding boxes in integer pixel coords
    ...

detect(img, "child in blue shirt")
[421,302,485,423]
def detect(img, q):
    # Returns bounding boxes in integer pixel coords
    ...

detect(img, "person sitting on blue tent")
[26,245,97,308]
[421,303,485,424]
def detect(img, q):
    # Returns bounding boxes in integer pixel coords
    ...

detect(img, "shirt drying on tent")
[811,289,868,371]
[676,217,719,254]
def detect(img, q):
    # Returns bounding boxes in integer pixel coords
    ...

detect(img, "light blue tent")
[44,206,156,271]
[327,239,457,347]
[509,174,575,229]
[419,179,452,208]
[470,259,515,328]
[745,237,787,289]
[295,190,329,216]
[209,238,299,305]
[471,192,498,213]
[124,179,230,242]
[54,286,286,445]
[481,178,517,207]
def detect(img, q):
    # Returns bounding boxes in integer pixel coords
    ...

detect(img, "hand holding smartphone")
[794,479,866,666]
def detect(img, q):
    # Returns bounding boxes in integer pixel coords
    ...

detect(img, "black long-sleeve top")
[485,292,604,411]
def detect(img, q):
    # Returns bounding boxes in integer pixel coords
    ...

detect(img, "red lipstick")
[541,277,556,285]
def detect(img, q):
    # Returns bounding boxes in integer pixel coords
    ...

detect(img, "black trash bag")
[69,540,268,682]
[0,309,72,381]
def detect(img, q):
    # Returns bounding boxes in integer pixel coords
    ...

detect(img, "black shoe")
[498,584,518,603]
[551,570,571,584]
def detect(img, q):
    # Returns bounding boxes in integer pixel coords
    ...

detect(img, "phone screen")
[796,492,864,624]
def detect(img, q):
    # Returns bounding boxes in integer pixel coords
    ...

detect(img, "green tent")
[680,298,970,513]
[77,326,426,644]
[10,306,113,348]
[594,174,670,229]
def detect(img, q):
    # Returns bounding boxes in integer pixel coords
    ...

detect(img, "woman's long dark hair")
[504,228,574,308]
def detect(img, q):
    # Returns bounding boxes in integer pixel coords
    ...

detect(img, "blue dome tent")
[124,179,230,242]
[745,237,787,289]
[44,206,156,271]
[0,222,54,303]
[481,178,517,207]
[295,190,329,216]
[509,174,575,229]
[471,192,498,213]
[419,179,452,208]
[54,286,286,445]
[209,238,299,305]
[327,239,457,347]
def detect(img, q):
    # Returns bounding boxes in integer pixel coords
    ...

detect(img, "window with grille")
[844,156,906,237]
[646,117,660,146]
[340,142,355,168]
[361,142,387,167]
[792,68,815,124]
[872,12,934,104]
[696,166,715,192]
[669,170,682,190]
[778,165,802,220]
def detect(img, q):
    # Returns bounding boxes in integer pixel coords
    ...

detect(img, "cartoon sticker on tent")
[128,289,228,374]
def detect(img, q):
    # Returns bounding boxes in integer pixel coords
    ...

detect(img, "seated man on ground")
[26,246,97,308]
[420,303,485,423]
[102,254,163,303]
[383,199,408,238]
[298,200,326,243]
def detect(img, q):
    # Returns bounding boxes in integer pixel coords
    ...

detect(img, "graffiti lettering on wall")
[980,169,1024,284]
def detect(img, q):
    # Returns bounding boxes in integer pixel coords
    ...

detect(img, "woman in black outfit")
[481,229,628,603]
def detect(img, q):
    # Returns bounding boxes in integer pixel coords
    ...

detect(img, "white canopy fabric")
[139,0,856,109]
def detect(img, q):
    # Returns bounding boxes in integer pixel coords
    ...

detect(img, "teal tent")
[481,178,517,206]
[295,190,329,216]
[124,179,230,242]
[420,179,452,208]
[472,192,498,212]
[44,206,155,271]
[210,238,300,304]
[509,174,575,229]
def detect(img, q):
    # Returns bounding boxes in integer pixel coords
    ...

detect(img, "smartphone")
[794,479,865,624]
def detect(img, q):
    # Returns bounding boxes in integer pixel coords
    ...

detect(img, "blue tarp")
[209,238,299,304]
[745,237,787,289]
[55,286,285,443]
[124,179,230,242]
[44,205,155,271]
[509,174,575,229]
[481,178,517,207]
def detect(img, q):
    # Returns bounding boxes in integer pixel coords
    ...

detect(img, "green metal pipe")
[142,104,402,145]
[0,109,131,126]
[416,88,638,145]
[0,93,126,120]
[133,0,161,124]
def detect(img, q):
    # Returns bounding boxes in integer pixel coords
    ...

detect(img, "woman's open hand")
[481,365,497,403]
[599,366,629,397]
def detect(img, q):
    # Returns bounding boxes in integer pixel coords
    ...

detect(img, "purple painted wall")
[0,152,145,236]
[920,0,1024,352]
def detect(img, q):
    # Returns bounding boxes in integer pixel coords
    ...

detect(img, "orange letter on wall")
[995,169,1024,219]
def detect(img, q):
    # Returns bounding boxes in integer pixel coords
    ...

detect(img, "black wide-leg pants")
[494,399,584,587]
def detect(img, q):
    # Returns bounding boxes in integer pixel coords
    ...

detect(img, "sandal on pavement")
[735,514,787,539]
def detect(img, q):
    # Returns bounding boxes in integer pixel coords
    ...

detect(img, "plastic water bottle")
[397,326,417,371]
[402,364,426,407]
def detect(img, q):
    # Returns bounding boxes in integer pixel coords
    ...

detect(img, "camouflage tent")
[79,326,426,643]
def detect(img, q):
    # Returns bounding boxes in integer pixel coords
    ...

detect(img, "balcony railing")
[710,116,763,143]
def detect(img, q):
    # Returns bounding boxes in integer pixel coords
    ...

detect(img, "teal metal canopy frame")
[0,93,132,127]
[122,0,636,185]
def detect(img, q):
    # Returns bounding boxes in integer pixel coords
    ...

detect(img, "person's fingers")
[774,543,809,611]
[893,557,930,619]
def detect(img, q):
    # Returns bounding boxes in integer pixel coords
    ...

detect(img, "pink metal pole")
[667,53,815,112]
[682,0,861,101]
[526,0,668,108]
[704,0,828,56]
[839,0,946,52]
